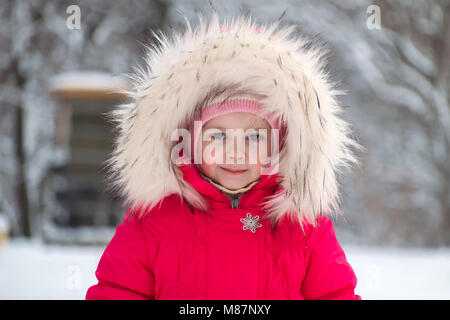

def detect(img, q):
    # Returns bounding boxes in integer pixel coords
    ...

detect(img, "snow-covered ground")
[0,238,449,300]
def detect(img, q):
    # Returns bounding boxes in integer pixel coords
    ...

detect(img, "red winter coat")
[86,163,360,300]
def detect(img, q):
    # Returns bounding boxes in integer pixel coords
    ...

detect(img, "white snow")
[0,238,104,300]
[0,238,449,300]
[344,245,450,300]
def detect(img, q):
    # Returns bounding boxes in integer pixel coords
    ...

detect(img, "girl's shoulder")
[122,194,196,238]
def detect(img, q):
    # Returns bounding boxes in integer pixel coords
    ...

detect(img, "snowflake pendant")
[240,213,262,233]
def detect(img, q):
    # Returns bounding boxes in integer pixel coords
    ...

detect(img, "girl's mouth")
[220,167,248,175]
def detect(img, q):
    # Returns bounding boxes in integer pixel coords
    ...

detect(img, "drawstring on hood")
[104,11,364,228]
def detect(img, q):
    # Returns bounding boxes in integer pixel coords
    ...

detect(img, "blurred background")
[0,0,449,299]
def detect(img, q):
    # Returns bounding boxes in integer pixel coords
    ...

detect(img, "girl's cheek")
[202,140,223,165]
[250,140,271,166]
[201,141,212,164]
[258,134,273,162]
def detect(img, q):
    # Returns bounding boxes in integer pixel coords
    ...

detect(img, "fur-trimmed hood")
[105,12,364,227]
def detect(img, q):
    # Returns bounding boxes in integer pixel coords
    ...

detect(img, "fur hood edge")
[104,11,365,227]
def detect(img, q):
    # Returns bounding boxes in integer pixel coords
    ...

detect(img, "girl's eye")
[247,134,262,141]
[211,132,226,140]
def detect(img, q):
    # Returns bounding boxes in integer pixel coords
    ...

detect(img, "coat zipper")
[227,193,242,209]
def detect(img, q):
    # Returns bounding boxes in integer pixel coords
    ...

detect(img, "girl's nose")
[225,137,246,164]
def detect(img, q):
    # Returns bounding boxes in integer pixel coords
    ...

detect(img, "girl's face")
[196,112,272,190]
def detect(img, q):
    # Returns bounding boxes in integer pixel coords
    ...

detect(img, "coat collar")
[178,163,282,212]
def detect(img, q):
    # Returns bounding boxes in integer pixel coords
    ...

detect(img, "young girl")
[86,12,363,300]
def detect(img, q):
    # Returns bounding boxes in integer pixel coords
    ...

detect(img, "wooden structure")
[46,72,130,244]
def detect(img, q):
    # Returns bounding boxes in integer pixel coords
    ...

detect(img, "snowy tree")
[0,0,169,237]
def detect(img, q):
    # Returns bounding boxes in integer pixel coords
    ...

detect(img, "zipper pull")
[231,196,239,209]
[226,193,242,209]
[231,193,242,209]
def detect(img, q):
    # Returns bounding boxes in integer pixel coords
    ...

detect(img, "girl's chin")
[217,174,254,190]
[221,183,247,191]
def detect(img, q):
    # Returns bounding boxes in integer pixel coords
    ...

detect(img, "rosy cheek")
[203,139,228,165]
[199,163,215,177]
[202,142,215,164]
[261,136,273,161]
[198,145,217,175]
[247,141,270,165]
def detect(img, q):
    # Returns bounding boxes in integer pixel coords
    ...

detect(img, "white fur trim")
[105,12,365,227]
